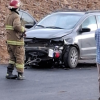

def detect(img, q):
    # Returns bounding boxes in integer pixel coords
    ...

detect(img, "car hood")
[26,28,73,39]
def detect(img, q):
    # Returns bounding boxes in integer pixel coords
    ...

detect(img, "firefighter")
[5,0,26,80]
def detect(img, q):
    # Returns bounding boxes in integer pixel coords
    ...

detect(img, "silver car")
[25,10,100,68]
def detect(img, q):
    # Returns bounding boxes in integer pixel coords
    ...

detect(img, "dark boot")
[6,64,17,79]
[17,72,24,80]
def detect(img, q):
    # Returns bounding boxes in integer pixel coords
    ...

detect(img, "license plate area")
[48,49,54,57]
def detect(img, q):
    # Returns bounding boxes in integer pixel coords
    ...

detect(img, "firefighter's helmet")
[9,0,21,9]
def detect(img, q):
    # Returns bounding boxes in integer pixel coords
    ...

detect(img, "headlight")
[64,38,73,44]
[51,37,63,41]
[24,38,33,42]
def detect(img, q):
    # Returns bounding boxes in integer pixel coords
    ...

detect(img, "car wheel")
[63,47,79,68]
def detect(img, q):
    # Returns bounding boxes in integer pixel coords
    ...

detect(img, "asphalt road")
[0,63,99,100]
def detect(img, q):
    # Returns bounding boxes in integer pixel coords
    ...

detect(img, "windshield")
[36,13,82,29]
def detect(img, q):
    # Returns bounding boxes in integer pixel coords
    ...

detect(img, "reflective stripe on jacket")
[5,25,14,30]
[5,11,25,46]
[7,40,24,45]
[5,25,25,32]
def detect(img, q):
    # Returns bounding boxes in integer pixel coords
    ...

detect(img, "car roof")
[52,9,100,15]
[50,11,85,16]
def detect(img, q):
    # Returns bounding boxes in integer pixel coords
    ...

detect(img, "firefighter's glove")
[20,32,26,39]
[23,28,27,37]
[23,33,26,38]
[21,32,26,38]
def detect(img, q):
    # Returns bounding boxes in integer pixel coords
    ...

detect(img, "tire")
[63,47,79,68]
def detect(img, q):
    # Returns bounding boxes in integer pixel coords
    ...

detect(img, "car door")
[18,10,37,29]
[79,15,97,58]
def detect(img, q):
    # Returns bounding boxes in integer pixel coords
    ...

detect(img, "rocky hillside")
[0,0,100,63]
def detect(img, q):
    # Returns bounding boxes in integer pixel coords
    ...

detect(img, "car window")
[82,16,97,31]
[18,11,36,27]
[37,13,82,29]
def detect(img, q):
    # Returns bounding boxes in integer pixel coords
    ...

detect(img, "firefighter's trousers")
[7,44,25,73]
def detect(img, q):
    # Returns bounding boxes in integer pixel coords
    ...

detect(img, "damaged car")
[24,10,99,68]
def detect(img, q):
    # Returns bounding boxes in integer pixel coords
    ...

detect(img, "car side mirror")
[79,28,91,33]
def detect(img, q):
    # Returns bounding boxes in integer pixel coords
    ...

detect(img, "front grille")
[25,38,64,49]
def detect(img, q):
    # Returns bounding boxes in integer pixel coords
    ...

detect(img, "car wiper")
[45,26,63,29]
[36,25,45,28]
